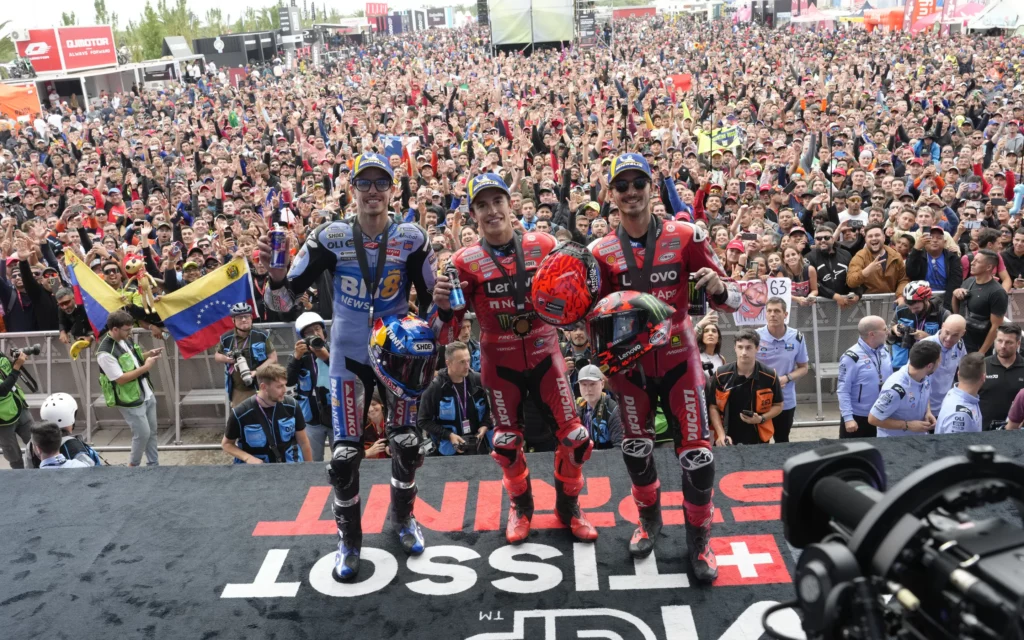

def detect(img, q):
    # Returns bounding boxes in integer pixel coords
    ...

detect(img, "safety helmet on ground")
[903,280,932,303]
[530,241,602,327]
[369,314,439,399]
[295,311,325,338]
[230,302,253,317]
[40,392,78,429]
[585,291,675,376]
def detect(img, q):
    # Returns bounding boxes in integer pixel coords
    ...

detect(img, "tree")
[0,20,16,64]
[61,12,79,26]
[95,0,119,30]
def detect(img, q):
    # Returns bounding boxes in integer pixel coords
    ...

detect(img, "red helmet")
[530,241,602,327]
[585,291,675,376]
[903,280,932,302]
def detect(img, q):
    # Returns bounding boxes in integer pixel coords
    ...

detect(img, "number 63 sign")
[733,277,792,326]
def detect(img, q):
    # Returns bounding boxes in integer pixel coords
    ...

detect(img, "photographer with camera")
[418,341,492,457]
[97,310,162,467]
[215,302,277,408]
[562,324,593,397]
[0,342,36,469]
[888,281,948,369]
[286,312,331,462]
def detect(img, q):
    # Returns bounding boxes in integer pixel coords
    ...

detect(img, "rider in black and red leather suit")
[433,173,597,544]
[589,153,741,583]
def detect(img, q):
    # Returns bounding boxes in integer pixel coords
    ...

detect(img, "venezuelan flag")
[154,258,255,359]
[64,249,130,338]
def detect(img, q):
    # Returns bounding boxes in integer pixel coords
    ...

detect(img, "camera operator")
[934,353,986,434]
[418,341,492,456]
[888,281,948,368]
[215,302,276,408]
[0,345,34,469]
[222,363,312,464]
[97,310,163,467]
[576,365,623,450]
[868,340,942,437]
[286,312,330,462]
[837,316,892,439]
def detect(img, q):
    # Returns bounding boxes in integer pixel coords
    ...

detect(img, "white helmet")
[295,312,325,338]
[40,393,78,429]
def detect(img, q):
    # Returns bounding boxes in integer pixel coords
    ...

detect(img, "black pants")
[839,414,877,439]
[773,408,795,443]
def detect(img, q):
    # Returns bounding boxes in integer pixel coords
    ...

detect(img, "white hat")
[578,365,604,382]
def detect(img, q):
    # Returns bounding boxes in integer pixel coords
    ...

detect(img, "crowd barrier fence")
[1,291,1021,452]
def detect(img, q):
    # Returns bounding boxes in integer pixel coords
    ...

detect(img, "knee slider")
[678,446,714,472]
[558,425,593,465]
[328,442,363,501]
[389,427,424,460]
[490,429,523,469]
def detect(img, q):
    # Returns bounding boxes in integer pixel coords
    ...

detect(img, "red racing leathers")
[435,232,594,537]
[590,217,740,566]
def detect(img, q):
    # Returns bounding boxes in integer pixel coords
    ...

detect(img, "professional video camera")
[767,442,1024,640]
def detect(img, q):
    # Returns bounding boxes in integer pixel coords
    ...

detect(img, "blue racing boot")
[332,533,361,582]
[396,516,426,555]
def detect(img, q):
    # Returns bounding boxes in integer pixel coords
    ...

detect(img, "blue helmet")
[368,314,439,398]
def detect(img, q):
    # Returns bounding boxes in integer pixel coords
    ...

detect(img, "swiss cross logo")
[24,42,52,56]
[710,535,791,586]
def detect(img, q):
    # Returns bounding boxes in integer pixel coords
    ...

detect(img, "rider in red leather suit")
[433,173,598,544]
[589,153,741,583]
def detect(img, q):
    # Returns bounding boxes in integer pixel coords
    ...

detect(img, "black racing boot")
[628,493,663,558]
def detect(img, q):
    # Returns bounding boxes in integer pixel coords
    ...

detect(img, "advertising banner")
[414,10,426,31]
[15,29,63,74]
[427,8,446,27]
[57,25,117,71]
[578,11,597,47]
[365,2,389,18]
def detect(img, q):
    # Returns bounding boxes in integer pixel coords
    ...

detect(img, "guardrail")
[1,291,1021,452]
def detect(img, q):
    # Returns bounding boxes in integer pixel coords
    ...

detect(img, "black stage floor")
[3,432,1021,640]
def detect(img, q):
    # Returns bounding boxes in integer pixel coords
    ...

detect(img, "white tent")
[968,0,1022,33]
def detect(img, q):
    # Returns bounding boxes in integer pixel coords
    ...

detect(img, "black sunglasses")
[814,235,832,241]
[354,178,393,192]
[103,269,119,275]
[611,177,651,193]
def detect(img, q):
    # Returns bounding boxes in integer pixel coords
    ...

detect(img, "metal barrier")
[2,292,1022,452]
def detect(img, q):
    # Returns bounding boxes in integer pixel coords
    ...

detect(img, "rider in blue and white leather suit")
[260,153,437,581]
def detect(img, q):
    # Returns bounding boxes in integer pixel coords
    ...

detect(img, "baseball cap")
[467,173,511,204]
[352,153,394,179]
[108,187,121,194]
[608,153,652,181]
[578,364,604,382]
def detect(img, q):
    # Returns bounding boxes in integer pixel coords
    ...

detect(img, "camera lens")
[307,336,326,351]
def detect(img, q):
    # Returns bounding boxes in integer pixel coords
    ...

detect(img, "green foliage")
[61,12,79,26]
[0,20,14,64]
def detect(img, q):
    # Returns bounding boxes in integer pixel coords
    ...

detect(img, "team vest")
[0,354,26,425]
[712,361,778,442]
[97,335,149,408]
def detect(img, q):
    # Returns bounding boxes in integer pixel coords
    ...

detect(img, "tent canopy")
[968,0,1022,30]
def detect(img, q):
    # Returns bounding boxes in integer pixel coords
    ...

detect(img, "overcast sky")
[2,0,456,31]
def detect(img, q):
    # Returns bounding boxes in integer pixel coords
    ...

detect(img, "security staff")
[0,347,32,469]
[418,341,492,456]
[837,315,892,439]
[868,340,942,438]
[287,312,331,462]
[935,353,986,435]
[920,315,968,415]
[215,302,277,408]
[222,362,312,464]
[979,324,1024,430]
[755,297,809,443]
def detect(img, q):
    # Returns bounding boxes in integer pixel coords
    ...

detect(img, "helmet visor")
[589,311,644,354]
[380,351,437,394]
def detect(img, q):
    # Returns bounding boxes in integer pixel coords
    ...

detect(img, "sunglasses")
[814,235,832,241]
[103,269,120,276]
[611,177,651,193]
[354,178,393,192]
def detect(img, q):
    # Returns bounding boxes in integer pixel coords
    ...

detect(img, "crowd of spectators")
[1,14,1023,466]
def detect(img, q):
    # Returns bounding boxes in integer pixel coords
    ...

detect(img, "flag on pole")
[64,249,129,338]
[153,258,256,359]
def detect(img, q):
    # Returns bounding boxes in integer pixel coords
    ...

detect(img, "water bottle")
[446,264,465,311]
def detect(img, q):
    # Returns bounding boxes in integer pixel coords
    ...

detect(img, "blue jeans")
[305,422,329,462]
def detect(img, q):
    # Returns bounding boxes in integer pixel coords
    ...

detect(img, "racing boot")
[683,487,718,584]
[506,477,535,544]
[332,527,362,582]
[628,484,662,558]
[555,479,598,542]
[395,515,426,555]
